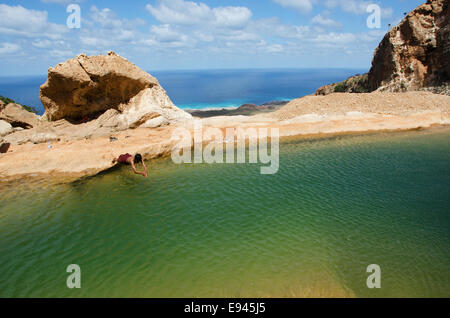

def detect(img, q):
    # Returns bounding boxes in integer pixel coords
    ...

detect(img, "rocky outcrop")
[0,103,40,128]
[40,51,191,127]
[3,53,192,145]
[317,0,449,95]
[369,0,449,92]
[316,74,369,95]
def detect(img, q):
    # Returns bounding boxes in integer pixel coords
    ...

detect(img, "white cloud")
[90,6,123,29]
[309,29,385,49]
[325,0,393,17]
[0,4,67,39]
[49,49,75,59]
[213,6,253,29]
[331,0,369,14]
[194,31,214,42]
[142,24,195,48]
[77,6,146,49]
[0,4,47,31]
[249,17,310,40]
[0,42,20,55]
[266,44,284,53]
[32,39,52,48]
[150,24,188,43]
[273,0,314,13]
[146,0,252,29]
[273,0,393,19]
[146,0,210,25]
[311,14,342,28]
[223,30,260,42]
[0,2,389,72]
[311,32,357,47]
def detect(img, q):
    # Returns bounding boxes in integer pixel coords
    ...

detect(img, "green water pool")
[0,128,449,297]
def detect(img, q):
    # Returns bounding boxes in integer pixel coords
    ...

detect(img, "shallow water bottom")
[0,128,449,297]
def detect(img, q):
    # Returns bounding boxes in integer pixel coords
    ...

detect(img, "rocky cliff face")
[317,0,449,95]
[40,51,191,127]
[369,0,449,92]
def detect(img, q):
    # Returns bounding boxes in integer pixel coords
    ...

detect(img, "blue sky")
[0,0,425,75]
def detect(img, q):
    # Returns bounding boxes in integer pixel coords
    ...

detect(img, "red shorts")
[117,153,132,164]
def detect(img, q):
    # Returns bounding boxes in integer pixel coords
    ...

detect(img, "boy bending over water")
[114,153,148,177]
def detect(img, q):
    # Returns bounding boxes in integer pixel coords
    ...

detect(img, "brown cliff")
[317,0,449,95]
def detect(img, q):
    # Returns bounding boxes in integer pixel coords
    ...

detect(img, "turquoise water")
[0,129,449,297]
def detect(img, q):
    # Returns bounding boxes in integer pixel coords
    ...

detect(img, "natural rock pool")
[0,128,449,297]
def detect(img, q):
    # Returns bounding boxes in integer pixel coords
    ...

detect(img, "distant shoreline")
[0,68,364,116]
[185,100,290,118]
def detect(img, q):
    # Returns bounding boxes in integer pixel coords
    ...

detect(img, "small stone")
[0,142,10,153]
[0,120,13,136]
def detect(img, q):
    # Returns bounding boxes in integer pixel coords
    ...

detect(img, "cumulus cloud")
[325,0,393,17]
[0,4,67,39]
[32,39,53,48]
[150,24,191,47]
[312,32,356,45]
[0,1,390,72]
[143,0,261,50]
[272,0,314,13]
[90,6,124,29]
[311,14,342,28]
[146,0,252,29]
[146,0,210,25]
[273,0,393,18]
[77,6,146,50]
[249,17,310,40]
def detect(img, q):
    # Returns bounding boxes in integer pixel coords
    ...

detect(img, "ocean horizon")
[0,68,366,114]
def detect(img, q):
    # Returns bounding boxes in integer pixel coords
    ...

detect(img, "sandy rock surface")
[0,103,40,128]
[1,91,449,181]
[0,120,13,137]
[40,51,191,128]
[274,92,450,120]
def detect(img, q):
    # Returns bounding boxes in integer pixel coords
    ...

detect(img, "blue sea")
[0,69,365,114]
